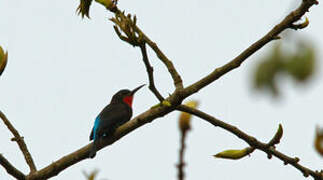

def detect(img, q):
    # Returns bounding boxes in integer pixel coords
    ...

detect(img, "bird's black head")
[110,84,145,107]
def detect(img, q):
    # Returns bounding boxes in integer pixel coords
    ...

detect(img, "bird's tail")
[89,139,98,158]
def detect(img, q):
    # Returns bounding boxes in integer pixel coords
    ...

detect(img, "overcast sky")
[0,0,322,180]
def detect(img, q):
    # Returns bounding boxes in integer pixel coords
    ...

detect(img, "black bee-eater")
[89,84,145,158]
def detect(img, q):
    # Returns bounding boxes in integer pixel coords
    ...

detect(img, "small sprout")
[179,101,198,132]
[162,100,172,107]
[150,100,172,109]
[268,124,283,146]
[0,46,8,76]
[300,17,309,28]
[214,147,253,160]
[291,17,309,30]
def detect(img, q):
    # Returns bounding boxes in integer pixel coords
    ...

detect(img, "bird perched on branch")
[89,84,145,158]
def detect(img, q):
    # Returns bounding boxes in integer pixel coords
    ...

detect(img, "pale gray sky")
[0,0,322,180]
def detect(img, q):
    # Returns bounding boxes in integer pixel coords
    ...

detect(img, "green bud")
[214,147,253,160]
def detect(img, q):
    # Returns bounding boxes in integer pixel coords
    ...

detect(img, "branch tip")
[0,111,37,173]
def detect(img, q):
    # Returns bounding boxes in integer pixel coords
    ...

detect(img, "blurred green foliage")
[253,39,316,96]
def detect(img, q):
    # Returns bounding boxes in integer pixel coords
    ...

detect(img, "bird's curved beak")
[131,84,145,95]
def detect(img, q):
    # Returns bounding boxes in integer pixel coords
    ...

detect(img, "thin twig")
[112,9,184,90]
[141,33,184,90]
[0,111,37,173]
[177,129,188,180]
[182,0,318,98]
[176,105,323,180]
[0,154,25,180]
[139,43,165,101]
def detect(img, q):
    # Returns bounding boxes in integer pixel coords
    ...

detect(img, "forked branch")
[111,10,184,90]
[139,43,165,101]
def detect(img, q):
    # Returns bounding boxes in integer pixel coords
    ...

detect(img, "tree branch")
[140,31,184,90]
[177,126,188,180]
[176,105,323,180]
[0,154,25,180]
[2,0,318,179]
[139,43,165,101]
[0,111,37,173]
[111,10,184,90]
[26,96,183,180]
[182,0,318,98]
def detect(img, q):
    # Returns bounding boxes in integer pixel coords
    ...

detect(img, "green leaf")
[214,147,253,160]
[268,124,283,146]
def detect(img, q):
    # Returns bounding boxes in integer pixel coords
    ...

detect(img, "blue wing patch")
[93,116,100,140]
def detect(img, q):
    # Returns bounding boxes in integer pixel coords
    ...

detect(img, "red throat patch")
[123,95,134,107]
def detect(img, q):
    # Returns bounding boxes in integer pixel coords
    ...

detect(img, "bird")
[89,84,145,158]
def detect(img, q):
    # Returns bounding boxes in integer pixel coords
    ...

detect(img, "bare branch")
[0,154,25,180]
[141,32,184,90]
[177,105,323,180]
[182,0,318,97]
[111,10,184,90]
[26,97,182,180]
[177,124,189,180]
[0,111,37,173]
[139,43,165,101]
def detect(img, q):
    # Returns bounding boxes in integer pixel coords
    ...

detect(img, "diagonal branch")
[26,96,182,180]
[182,0,318,98]
[0,154,25,180]
[176,105,323,180]
[111,10,184,90]
[139,43,165,101]
[140,32,184,90]
[0,111,37,173]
